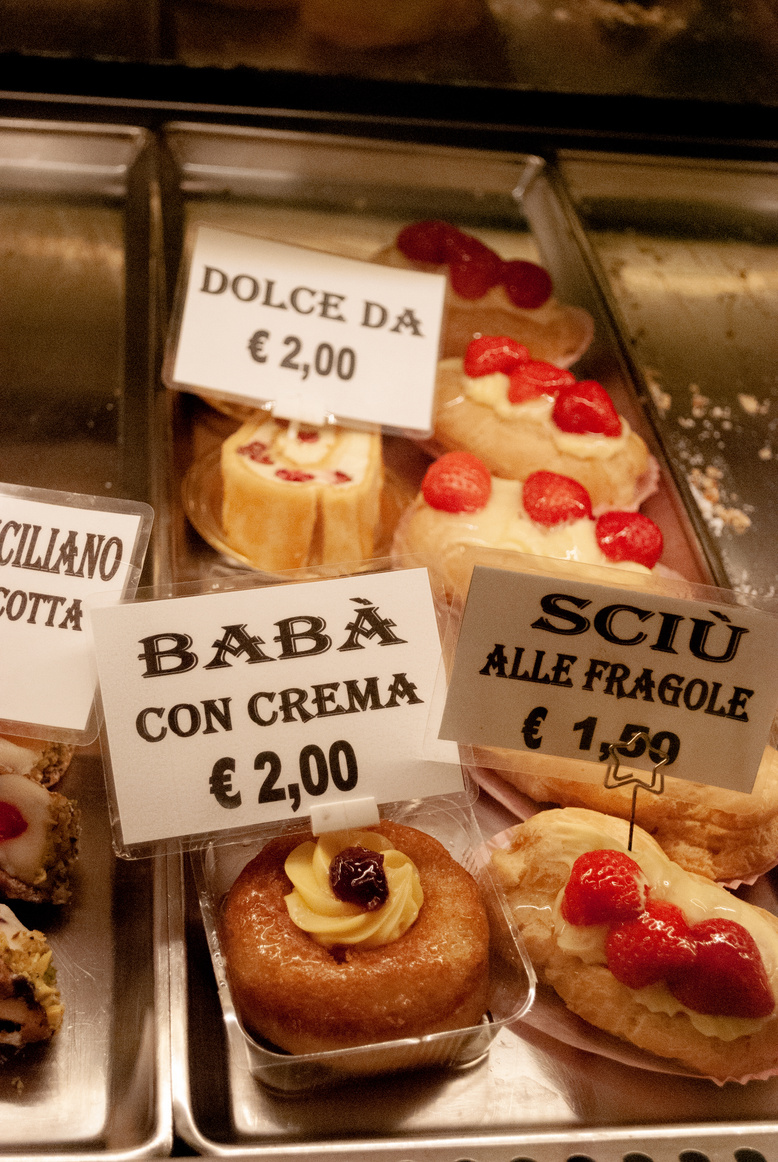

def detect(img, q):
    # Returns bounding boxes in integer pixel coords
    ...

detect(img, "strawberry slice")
[606,900,695,990]
[595,511,663,570]
[552,381,622,437]
[561,849,647,927]
[667,918,775,1019]
[507,360,576,403]
[522,470,593,527]
[395,219,460,265]
[463,335,529,378]
[421,451,491,514]
[446,233,503,300]
[501,259,553,309]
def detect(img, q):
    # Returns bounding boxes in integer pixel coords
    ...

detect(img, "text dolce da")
[479,593,755,722]
[133,599,422,743]
[200,265,427,336]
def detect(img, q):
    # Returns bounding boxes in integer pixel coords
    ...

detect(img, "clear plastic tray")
[191,796,534,1095]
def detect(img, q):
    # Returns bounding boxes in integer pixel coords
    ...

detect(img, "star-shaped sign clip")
[602,731,670,850]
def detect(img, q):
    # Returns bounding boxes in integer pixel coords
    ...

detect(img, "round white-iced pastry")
[393,456,662,598]
[0,904,63,1046]
[221,414,383,573]
[433,357,651,511]
[491,808,778,1080]
[0,773,80,905]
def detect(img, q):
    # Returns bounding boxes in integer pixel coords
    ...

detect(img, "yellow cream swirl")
[284,829,423,948]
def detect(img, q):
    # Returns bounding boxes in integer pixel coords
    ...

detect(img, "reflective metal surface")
[0,119,170,1157]
[560,151,778,600]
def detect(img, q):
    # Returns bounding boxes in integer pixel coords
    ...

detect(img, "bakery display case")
[1,1,778,1153]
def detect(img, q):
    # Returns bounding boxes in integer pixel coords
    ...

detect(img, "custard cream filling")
[284,828,423,948]
[457,363,632,461]
[237,418,373,485]
[546,816,778,1040]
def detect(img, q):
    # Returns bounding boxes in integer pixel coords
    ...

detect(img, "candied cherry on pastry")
[595,510,664,570]
[522,470,593,527]
[606,900,695,990]
[561,849,647,927]
[0,800,28,842]
[329,846,389,911]
[421,451,492,514]
[552,380,622,437]
[507,360,577,403]
[463,334,529,378]
[501,258,554,309]
[667,918,775,1019]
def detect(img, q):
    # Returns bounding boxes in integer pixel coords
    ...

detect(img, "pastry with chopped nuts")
[0,903,63,1047]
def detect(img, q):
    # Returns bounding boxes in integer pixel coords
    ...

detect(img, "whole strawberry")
[606,900,695,990]
[595,511,663,570]
[522,471,593,527]
[667,918,775,1019]
[552,380,622,437]
[445,232,503,300]
[507,360,576,404]
[501,259,553,309]
[464,335,529,378]
[396,219,459,265]
[421,451,491,514]
[561,849,647,927]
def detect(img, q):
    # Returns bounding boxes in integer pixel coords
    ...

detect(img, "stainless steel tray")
[0,118,171,1157]
[557,151,778,601]
[156,122,714,591]
[154,126,778,1159]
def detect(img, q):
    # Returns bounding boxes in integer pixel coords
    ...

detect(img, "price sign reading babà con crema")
[439,566,778,795]
[167,225,446,435]
[90,568,461,852]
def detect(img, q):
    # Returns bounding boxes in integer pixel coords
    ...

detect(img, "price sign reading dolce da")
[167,225,446,434]
[90,568,462,852]
[438,566,778,794]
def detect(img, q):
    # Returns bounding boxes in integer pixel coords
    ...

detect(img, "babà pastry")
[392,452,664,597]
[491,807,778,1080]
[0,735,74,789]
[0,773,80,905]
[472,743,778,885]
[373,222,594,366]
[0,904,63,1047]
[431,337,652,511]
[221,413,383,572]
[219,821,490,1055]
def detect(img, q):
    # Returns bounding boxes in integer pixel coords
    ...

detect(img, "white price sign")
[0,485,152,740]
[90,568,462,852]
[439,566,778,794]
[167,225,446,434]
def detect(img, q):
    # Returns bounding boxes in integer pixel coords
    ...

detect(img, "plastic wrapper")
[192,795,534,1094]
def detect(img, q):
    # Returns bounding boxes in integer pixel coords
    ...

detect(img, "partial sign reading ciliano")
[439,566,778,794]
[90,569,462,850]
[168,226,446,433]
[0,488,150,737]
